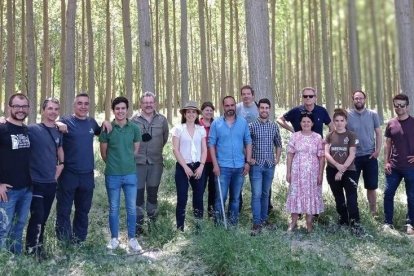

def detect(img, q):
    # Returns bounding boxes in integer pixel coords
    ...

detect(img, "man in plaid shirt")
[248,98,282,235]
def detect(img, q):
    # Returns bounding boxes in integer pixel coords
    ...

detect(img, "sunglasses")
[393,103,407,108]
[303,95,315,99]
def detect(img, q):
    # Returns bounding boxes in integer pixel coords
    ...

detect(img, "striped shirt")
[249,118,282,167]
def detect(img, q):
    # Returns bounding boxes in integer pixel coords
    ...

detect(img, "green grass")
[1,122,414,275]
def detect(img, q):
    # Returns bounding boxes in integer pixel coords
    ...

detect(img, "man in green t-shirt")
[99,96,142,253]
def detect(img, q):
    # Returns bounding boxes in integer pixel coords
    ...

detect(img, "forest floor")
[1,113,414,275]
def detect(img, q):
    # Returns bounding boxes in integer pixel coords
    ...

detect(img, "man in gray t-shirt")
[347,90,382,216]
[236,85,259,124]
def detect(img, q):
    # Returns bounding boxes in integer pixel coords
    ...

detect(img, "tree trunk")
[164,0,172,124]
[0,0,4,113]
[63,0,77,114]
[348,0,361,92]
[26,0,36,123]
[86,0,95,117]
[20,0,26,94]
[198,0,209,102]
[245,0,273,115]
[137,0,155,94]
[5,0,15,111]
[104,0,111,120]
[220,0,226,104]
[321,0,334,115]
[234,0,242,92]
[180,0,188,106]
[122,0,133,117]
[395,0,414,114]
[59,0,66,113]
[172,0,179,115]
[41,0,51,106]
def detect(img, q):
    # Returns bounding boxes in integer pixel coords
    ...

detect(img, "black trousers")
[25,182,57,253]
[326,166,360,225]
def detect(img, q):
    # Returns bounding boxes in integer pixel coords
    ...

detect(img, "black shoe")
[250,224,262,236]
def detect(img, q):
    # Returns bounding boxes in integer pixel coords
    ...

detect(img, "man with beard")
[55,93,101,244]
[130,92,168,234]
[347,90,382,217]
[25,98,64,257]
[383,94,414,235]
[0,93,32,254]
[209,96,252,226]
[248,98,282,236]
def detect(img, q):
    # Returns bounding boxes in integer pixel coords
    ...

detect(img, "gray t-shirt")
[347,108,380,157]
[236,102,259,123]
[29,123,63,183]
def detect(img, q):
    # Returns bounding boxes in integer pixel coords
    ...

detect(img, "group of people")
[0,91,169,256]
[0,85,413,258]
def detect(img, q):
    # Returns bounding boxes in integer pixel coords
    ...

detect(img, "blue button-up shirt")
[209,116,252,168]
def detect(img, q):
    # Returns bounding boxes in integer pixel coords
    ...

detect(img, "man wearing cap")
[277,87,333,136]
[209,95,252,226]
[130,92,169,234]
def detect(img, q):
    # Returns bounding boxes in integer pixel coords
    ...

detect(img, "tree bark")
[20,0,26,94]
[321,0,334,115]
[26,0,36,123]
[198,0,209,102]
[245,0,273,115]
[180,0,189,106]
[164,0,172,124]
[63,0,77,114]
[59,0,66,113]
[41,0,51,105]
[86,0,95,116]
[5,0,15,111]
[395,0,414,114]
[122,0,133,117]
[104,0,111,120]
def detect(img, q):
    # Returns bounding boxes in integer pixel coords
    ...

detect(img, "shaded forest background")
[0,0,414,124]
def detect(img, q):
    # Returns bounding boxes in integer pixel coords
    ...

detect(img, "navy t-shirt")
[29,123,63,183]
[283,105,331,137]
[0,122,31,189]
[60,115,100,174]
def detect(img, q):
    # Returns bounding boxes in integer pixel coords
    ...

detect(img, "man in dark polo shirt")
[55,93,101,243]
[277,87,334,137]
[0,93,32,254]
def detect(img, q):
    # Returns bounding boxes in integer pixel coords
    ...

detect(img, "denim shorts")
[354,155,378,190]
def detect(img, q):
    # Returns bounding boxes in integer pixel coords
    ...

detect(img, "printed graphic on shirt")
[89,128,94,134]
[11,134,30,150]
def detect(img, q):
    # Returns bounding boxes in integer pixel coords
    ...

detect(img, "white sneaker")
[106,238,120,250]
[128,238,142,252]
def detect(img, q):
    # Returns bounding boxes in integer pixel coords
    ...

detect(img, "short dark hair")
[352,90,366,99]
[300,111,314,123]
[222,95,236,105]
[9,93,29,107]
[333,108,348,120]
[240,85,254,96]
[393,93,409,105]
[112,96,129,110]
[75,92,89,99]
[42,98,60,110]
[258,98,271,108]
[201,101,215,111]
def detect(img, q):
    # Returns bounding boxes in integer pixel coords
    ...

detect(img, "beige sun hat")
[180,101,201,115]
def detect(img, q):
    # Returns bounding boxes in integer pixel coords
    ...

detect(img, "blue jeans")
[214,167,244,225]
[384,168,414,226]
[105,174,137,239]
[249,165,275,225]
[0,187,32,254]
[175,162,205,230]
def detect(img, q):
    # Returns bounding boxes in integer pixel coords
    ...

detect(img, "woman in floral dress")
[285,112,325,232]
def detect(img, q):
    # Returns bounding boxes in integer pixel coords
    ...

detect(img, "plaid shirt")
[249,118,282,167]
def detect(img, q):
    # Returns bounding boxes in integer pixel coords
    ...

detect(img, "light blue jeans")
[214,167,244,225]
[249,165,275,225]
[0,187,32,254]
[105,174,137,239]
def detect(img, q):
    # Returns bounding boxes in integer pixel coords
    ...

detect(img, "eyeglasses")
[10,105,30,110]
[394,103,407,108]
[303,95,315,99]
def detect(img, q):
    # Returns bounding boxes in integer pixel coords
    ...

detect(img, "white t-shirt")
[171,124,206,163]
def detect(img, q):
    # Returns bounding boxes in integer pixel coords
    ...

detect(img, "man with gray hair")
[131,92,169,235]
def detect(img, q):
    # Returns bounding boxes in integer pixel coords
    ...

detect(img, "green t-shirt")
[99,120,141,175]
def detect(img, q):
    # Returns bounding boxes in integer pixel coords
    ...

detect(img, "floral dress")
[285,131,324,215]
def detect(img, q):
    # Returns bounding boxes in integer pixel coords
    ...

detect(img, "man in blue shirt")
[55,93,101,244]
[209,96,252,226]
[277,87,333,137]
